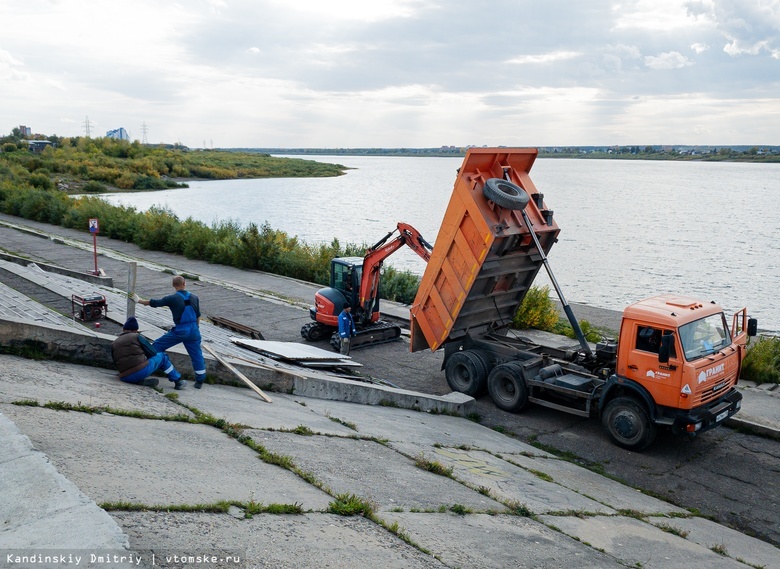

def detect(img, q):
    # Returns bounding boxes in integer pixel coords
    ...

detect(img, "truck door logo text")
[698,363,725,384]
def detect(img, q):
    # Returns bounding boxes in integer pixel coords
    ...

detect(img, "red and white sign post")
[88,218,99,275]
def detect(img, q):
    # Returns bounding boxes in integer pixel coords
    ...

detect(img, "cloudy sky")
[2,0,778,148]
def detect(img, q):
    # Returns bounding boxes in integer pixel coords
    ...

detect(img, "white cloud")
[506,51,581,64]
[269,0,431,23]
[0,1,777,146]
[644,51,694,69]
[686,0,780,57]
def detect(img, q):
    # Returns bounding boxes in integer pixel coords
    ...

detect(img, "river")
[99,155,780,332]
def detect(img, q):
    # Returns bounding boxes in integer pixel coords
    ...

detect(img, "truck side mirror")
[659,333,673,363]
[747,318,758,337]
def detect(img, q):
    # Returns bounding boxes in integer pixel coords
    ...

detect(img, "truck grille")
[695,375,736,406]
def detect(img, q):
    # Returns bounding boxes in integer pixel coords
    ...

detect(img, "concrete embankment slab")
[390,442,613,515]
[244,430,505,513]
[0,413,129,549]
[111,511,447,568]
[647,516,780,569]
[537,514,749,569]
[173,383,359,436]
[378,512,624,569]
[0,355,194,419]
[496,451,688,515]
[279,395,553,455]
[1,405,332,511]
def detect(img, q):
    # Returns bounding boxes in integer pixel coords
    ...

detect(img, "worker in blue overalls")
[338,302,357,356]
[135,275,206,389]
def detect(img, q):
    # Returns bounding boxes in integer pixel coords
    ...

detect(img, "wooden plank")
[202,343,273,403]
[229,354,311,379]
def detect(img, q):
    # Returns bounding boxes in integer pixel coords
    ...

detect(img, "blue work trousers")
[122,353,181,384]
[153,324,206,381]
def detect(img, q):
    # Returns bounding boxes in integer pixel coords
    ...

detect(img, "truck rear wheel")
[445,350,489,396]
[487,362,528,412]
[602,397,657,451]
[483,178,530,210]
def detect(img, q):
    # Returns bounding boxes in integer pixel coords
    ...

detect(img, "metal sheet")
[230,338,353,362]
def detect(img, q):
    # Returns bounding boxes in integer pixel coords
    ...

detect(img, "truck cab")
[601,295,755,448]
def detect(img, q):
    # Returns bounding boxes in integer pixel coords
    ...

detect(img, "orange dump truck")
[410,148,756,450]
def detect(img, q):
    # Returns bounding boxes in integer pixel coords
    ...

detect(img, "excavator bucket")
[410,148,559,352]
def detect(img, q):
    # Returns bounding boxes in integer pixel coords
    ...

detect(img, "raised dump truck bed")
[408,147,755,451]
[410,148,558,352]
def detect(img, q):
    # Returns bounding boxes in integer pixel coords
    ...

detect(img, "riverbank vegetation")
[0,132,346,194]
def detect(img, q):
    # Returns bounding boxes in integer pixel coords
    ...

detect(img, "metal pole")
[520,208,594,358]
[126,262,137,318]
[92,234,98,275]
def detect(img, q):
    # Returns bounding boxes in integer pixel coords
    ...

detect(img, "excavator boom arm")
[359,223,432,317]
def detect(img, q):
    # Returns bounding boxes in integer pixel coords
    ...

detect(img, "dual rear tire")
[445,352,530,413]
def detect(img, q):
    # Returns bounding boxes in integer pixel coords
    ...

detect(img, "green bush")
[553,318,605,343]
[512,285,560,331]
[2,143,17,153]
[379,266,421,305]
[741,337,780,384]
[28,173,53,191]
[82,181,108,193]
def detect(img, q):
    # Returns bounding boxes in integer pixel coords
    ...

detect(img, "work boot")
[174,379,187,390]
[143,377,159,388]
[194,378,204,389]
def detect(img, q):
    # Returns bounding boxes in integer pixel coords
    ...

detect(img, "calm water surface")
[101,156,780,332]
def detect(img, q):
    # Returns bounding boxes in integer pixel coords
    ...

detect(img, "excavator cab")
[331,258,362,314]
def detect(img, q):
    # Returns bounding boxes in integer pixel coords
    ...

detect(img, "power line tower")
[83,116,93,137]
[140,122,149,144]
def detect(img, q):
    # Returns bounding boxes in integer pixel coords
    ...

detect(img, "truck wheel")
[483,178,530,210]
[301,321,329,341]
[445,350,489,396]
[602,397,657,451]
[487,363,528,412]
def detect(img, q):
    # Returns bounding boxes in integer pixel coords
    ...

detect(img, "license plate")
[715,410,729,422]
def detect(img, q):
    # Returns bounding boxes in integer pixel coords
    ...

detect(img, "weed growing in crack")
[328,493,375,517]
[414,454,454,478]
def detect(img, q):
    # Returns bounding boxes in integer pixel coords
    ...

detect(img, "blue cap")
[123,316,139,330]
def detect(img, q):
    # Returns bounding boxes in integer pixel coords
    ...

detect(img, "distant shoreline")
[226,147,780,163]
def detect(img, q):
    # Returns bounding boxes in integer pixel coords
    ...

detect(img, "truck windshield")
[679,313,731,361]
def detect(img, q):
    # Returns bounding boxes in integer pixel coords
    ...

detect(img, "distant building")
[27,140,54,153]
[19,125,32,138]
[106,127,129,141]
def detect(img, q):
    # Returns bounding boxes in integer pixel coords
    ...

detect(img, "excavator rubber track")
[329,321,403,351]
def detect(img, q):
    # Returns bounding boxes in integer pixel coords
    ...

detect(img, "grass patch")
[507,500,534,517]
[449,504,471,515]
[656,523,689,538]
[710,542,728,556]
[529,469,554,483]
[328,493,374,517]
[291,424,315,436]
[414,454,454,478]
[327,415,358,431]
[11,399,39,407]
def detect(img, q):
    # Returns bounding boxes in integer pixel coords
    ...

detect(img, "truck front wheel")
[602,397,657,451]
[445,350,489,396]
[487,363,528,412]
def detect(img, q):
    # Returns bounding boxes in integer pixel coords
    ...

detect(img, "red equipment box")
[72,293,108,321]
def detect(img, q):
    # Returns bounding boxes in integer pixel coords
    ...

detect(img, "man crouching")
[112,316,186,389]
